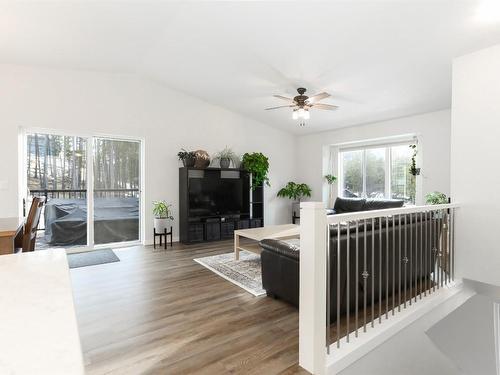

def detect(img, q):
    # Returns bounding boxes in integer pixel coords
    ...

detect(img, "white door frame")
[20,127,145,253]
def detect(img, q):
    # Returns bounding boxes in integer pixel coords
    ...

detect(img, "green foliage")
[152,200,174,219]
[277,182,312,201]
[213,146,239,166]
[213,146,236,160]
[177,148,195,161]
[409,144,420,176]
[241,152,270,189]
[425,191,448,205]
[324,174,337,185]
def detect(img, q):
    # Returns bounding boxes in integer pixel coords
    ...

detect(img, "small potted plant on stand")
[214,146,238,168]
[324,174,337,208]
[177,149,196,167]
[153,200,174,233]
[277,181,312,223]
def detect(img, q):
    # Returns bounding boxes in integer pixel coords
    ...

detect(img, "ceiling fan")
[265,87,338,125]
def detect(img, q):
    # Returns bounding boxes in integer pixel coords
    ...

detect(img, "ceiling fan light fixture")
[303,110,310,120]
[292,110,299,120]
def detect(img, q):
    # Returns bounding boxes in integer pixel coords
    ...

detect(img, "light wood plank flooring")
[70,240,309,375]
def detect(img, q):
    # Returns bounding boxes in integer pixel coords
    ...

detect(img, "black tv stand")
[179,167,264,243]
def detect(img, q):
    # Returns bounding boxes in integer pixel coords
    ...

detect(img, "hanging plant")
[241,152,270,189]
[409,144,420,176]
[324,174,337,185]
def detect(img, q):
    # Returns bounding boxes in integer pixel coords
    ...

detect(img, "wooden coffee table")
[234,224,299,260]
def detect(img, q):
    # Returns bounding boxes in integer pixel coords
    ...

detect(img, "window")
[339,143,416,203]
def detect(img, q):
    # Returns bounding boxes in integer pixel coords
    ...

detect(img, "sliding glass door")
[24,130,142,250]
[93,138,140,245]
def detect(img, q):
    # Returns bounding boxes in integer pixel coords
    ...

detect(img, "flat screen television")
[188,172,250,217]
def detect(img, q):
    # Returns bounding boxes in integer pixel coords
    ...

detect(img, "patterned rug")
[194,250,265,296]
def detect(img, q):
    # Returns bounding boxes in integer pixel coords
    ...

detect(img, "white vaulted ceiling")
[1,0,500,134]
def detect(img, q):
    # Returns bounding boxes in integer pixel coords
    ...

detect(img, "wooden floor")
[70,240,310,375]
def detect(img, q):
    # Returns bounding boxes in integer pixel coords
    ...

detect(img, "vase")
[194,150,210,168]
[154,218,169,233]
[182,156,196,167]
[220,158,231,168]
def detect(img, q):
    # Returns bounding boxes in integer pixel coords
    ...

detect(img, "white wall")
[0,65,296,244]
[451,44,500,286]
[295,110,451,205]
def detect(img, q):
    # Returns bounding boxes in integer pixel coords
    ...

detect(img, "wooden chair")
[15,197,44,252]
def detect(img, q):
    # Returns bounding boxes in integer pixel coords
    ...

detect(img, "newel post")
[299,202,327,374]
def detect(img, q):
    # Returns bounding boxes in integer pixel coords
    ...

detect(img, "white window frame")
[338,140,417,202]
[19,127,145,253]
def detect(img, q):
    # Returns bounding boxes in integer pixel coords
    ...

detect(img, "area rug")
[194,251,265,296]
[67,249,120,269]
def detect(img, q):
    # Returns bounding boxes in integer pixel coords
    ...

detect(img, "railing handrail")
[30,188,139,192]
[326,203,459,224]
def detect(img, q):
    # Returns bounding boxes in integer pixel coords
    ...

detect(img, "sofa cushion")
[363,198,404,211]
[333,197,404,213]
[333,197,366,213]
[260,238,300,260]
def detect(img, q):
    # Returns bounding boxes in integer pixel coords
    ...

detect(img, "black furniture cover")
[44,197,139,245]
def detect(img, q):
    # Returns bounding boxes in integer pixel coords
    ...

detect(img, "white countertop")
[0,249,84,375]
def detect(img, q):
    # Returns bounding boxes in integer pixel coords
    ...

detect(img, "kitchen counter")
[0,249,84,374]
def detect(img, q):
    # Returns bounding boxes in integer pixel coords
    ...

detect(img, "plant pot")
[154,218,169,233]
[220,158,231,168]
[183,156,196,167]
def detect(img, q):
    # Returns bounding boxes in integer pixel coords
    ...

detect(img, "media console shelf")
[179,167,264,244]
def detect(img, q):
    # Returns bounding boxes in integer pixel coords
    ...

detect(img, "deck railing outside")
[299,202,458,374]
[30,188,140,200]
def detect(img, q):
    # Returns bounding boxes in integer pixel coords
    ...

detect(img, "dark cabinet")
[221,221,235,239]
[179,167,264,244]
[205,221,221,241]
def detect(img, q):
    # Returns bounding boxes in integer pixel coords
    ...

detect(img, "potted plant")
[325,174,337,207]
[213,146,237,168]
[425,191,448,205]
[241,152,270,190]
[177,148,196,167]
[425,191,448,219]
[277,181,312,220]
[409,144,420,176]
[153,200,174,233]
[425,191,449,272]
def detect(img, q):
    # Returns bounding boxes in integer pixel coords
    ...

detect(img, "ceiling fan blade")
[312,103,339,110]
[273,95,296,103]
[265,105,296,110]
[305,92,331,104]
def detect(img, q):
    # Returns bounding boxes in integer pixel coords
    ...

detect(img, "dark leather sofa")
[260,198,439,321]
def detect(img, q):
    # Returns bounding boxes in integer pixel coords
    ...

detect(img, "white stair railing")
[299,202,458,374]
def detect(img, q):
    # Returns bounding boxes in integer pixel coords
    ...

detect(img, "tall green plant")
[241,152,270,189]
[277,182,312,201]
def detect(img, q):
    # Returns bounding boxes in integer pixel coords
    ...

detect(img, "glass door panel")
[93,138,140,245]
[26,132,88,249]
